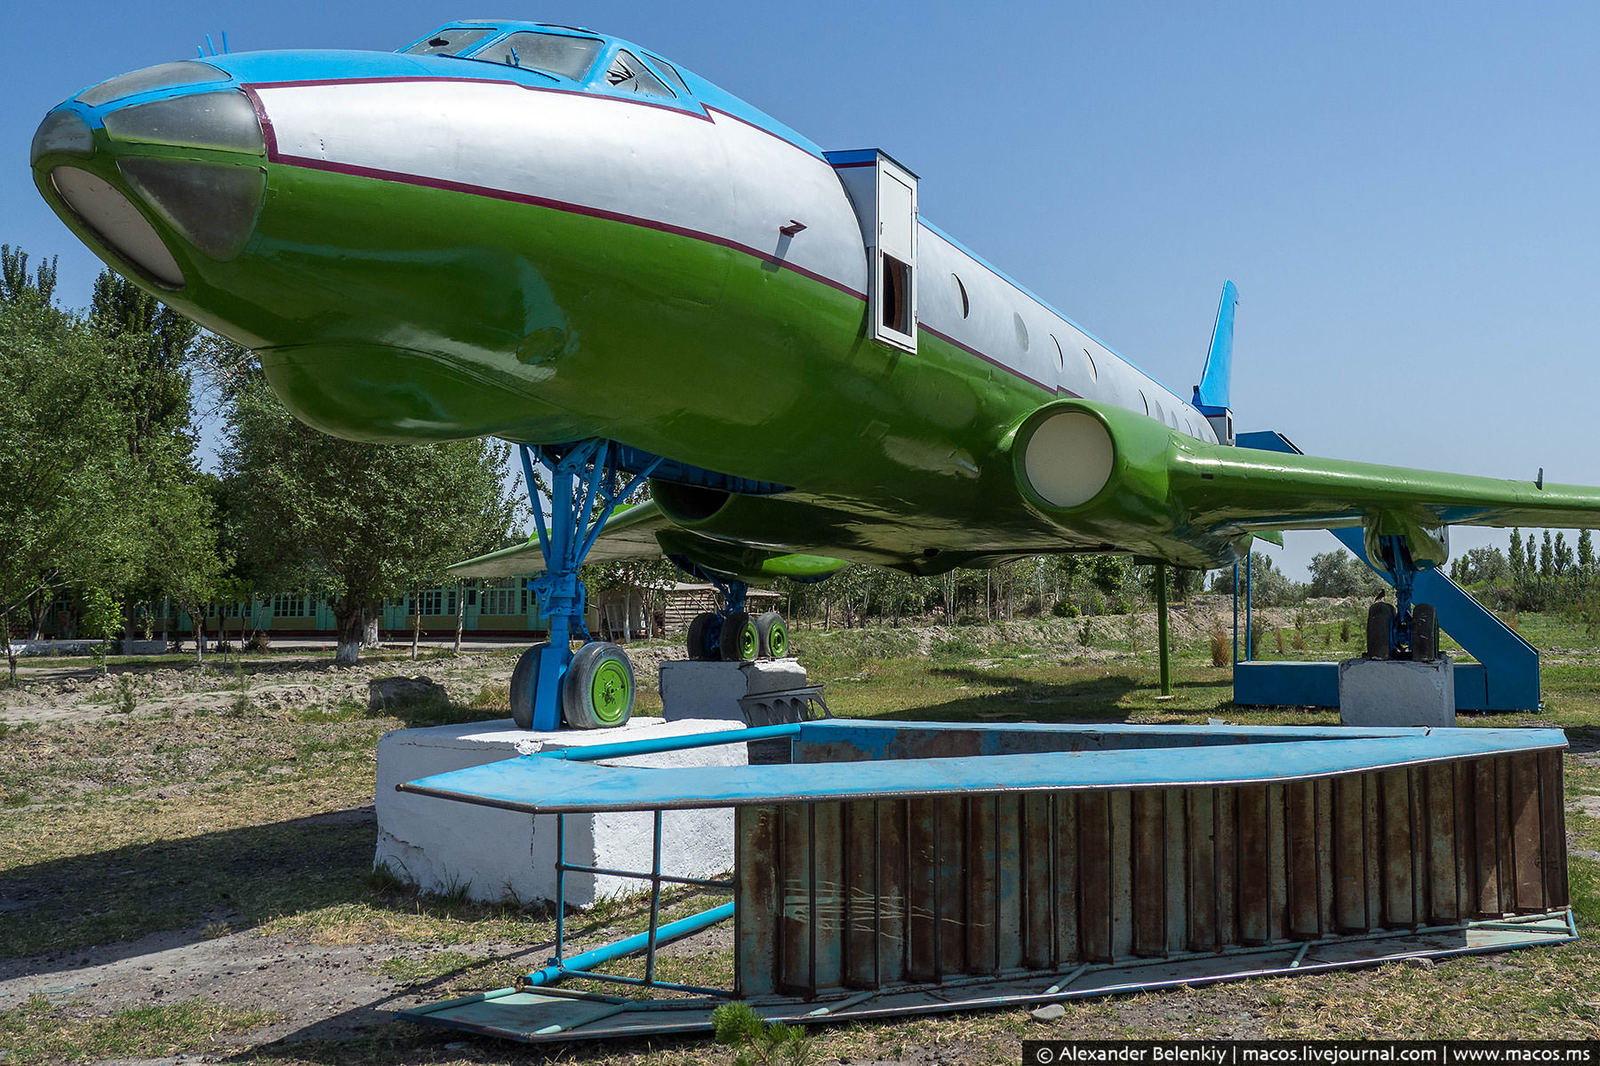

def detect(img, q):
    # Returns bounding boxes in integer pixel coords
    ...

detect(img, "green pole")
[1155,563,1171,697]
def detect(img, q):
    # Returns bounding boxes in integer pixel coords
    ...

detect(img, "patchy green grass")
[5,612,1600,1064]
[0,995,277,1065]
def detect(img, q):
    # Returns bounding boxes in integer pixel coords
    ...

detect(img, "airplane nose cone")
[33,64,268,291]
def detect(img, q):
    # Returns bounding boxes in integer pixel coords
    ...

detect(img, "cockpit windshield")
[472,32,605,80]
[402,27,492,57]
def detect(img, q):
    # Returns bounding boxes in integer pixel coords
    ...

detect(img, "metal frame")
[517,440,659,731]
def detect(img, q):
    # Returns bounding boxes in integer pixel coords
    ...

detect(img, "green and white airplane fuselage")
[32,21,1600,586]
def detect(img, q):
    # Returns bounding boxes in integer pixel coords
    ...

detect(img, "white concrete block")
[374,716,744,906]
[1338,655,1457,727]
[659,658,811,722]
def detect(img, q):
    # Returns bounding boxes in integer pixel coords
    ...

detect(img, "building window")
[481,579,523,616]
[271,593,309,617]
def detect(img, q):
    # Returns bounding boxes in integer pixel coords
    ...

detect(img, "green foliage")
[1211,551,1304,607]
[221,371,521,661]
[80,586,123,677]
[1307,550,1386,598]
[711,1001,816,1066]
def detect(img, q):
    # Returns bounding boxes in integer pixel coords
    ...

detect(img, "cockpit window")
[403,27,493,56]
[603,49,674,98]
[643,53,692,97]
[472,32,605,80]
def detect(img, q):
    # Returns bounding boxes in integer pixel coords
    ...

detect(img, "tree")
[0,249,135,683]
[1541,531,1554,580]
[1509,528,1525,579]
[1307,550,1385,598]
[1455,546,1508,586]
[1579,529,1593,577]
[222,376,521,664]
[1210,551,1303,607]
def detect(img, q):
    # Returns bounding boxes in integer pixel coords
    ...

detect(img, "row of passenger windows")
[947,271,1203,438]
[403,27,691,102]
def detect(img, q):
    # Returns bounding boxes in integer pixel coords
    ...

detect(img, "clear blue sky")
[9,1,1599,578]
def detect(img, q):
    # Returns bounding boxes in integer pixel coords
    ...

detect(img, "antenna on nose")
[196,31,231,57]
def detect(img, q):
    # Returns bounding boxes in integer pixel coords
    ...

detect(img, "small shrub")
[244,630,271,652]
[1248,622,1265,659]
[3,790,27,807]
[1340,619,1351,643]
[1051,600,1078,618]
[1274,629,1286,655]
[114,675,137,715]
[1209,626,1229,667]
[1290,629,1306,651]
[712,1001,816,1066]
[1078,620,1094,647]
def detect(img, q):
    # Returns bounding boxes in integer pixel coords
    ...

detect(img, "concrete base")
[658,658,810,723]
[1338,655,1457,727]
[374,717,744,905]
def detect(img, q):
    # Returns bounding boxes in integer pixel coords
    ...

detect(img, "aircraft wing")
[1015,400,1600,568]
[447,500,672,579]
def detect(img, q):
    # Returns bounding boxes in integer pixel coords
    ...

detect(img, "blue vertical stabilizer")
[1193,280,1238,415]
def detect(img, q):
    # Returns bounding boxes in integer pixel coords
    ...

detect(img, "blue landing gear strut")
[515,441,659,731]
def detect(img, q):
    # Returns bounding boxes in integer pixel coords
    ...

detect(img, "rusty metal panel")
[904,796,937,982]
[1021,792,1053,970]
[1079,791,1113,963]
[966,795,999,974]
[1452,761,1474,920]
[1425,763,1458,924]
[935,795,966,977]
[1053,791,1082,964]
[1214,786,1238,947]
[1236,785,1270,944]
[1286,780,1319,938]
[1509,753,1543,911]
[1379,769,1414,928]
[878,799,907,986]
[1331,775,1367,932]
[996,794,1024,972]
[777,803,811,996]
[1474,758,1502,915]
[1109,790,1134,959]
[1267,783,1288,942]
[1186,787,1217,952]
[735,806,780,997]
[811,802,844,991]
[1315,778,1334,934]
[843,800,876,989]
[1131,789,1166,957]
[1539,751,1568,909]
[1164,789,1187,957]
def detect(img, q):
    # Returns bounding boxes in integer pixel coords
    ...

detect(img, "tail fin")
[1192,279,1238,443]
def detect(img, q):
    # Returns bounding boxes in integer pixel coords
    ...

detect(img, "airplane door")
[826,149,920,353]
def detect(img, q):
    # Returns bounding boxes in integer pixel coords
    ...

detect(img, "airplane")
[31,19,1600,731]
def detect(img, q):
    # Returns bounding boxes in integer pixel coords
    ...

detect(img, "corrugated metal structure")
[397,720,1575,1042]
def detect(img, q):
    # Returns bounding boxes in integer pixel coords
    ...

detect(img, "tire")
[509,641,548,730]
[1366,602,1395,660]
[1412,603,1439,662]
[755,611,788,659]
[562,642,635,729]
[720,611,758,662]
[686,612,717,661]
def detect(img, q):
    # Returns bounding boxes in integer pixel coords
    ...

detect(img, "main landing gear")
[510,441,659,731]
[675,566,790,662]
[1364,535,1442,663]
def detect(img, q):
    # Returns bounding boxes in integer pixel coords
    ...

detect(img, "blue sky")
[8,1,1599,579]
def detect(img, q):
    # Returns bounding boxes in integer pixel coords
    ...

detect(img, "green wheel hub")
[589,658,632,726]
[739,622,758,660]
[767,619,788,658]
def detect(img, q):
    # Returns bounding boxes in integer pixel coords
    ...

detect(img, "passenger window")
[472,32,604,79]
[403,28,492,56]
[603,49,675,98]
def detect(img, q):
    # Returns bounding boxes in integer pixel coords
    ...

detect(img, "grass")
[4,609,1600,1062]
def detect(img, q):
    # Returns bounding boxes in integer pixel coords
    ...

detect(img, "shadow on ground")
[860,668,1229,723]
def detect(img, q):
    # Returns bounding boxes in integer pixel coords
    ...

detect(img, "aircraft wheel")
[756,611,788,659]
[562,641,634,729]
[509,641,549,730]
[720,611,758,662]
[686,612,718,661]
[1412,603,1439,662]
[1366,602,1395,660]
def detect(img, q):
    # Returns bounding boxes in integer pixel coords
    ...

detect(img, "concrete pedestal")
[374,717,744,905]
[658,658,809,722]
[1338,655,1457,727]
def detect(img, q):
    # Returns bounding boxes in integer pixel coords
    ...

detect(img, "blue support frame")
[518,441,660,731]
